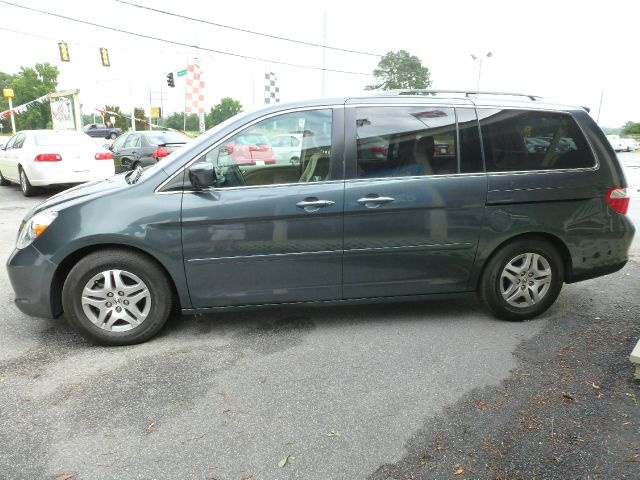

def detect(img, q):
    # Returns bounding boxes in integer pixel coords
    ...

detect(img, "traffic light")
[99,48,110,67]
[166,72,175,88]
[58,41,70,62]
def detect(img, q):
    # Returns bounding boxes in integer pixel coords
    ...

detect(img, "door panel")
[342,105,486,298]
[181,107,345,308]
[182,183,344,307]
[343,176,485,297]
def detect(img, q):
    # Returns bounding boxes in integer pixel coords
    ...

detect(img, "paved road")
[0,154,638,479]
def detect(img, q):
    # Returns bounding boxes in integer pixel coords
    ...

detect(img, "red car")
[221,133,276,165]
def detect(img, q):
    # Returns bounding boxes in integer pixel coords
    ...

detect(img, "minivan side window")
[478,109,596,172]
[190,109,333,189]
[355,107,458,178]
[457,108,484,173]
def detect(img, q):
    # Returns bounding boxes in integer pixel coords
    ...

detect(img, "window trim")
[155,105,344,195]
[346,103,600,178]
[474,106,600,175]
[12,133,26,149]
[348,104,465,181]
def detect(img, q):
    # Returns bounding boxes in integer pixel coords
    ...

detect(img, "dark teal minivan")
[6,91,635,345]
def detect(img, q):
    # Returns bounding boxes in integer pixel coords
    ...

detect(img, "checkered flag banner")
[185,64,205,114]
[264,71,280,105]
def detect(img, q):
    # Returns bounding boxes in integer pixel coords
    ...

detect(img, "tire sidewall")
[19,167,35,197]
[481,239,564,320]
[62,251,172,345]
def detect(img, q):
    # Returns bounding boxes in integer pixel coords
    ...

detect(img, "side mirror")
[188,162,215,188]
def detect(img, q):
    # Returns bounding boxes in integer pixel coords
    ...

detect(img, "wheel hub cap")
[500,253,552,308]
[81,269,151,332]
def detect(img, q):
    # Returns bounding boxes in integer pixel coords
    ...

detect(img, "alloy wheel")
[500,252,552,307]
[81,269,151,332]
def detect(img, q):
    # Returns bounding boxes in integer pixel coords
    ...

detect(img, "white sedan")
[0,130,115,196]
[270,133,303,164]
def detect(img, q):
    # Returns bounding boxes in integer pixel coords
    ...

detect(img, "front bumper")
[6,244,59,318]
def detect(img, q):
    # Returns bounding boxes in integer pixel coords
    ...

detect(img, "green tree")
[621,121,640,135]
[206,97,243,127]
[1,63,59,130]
[365,50,432,91]
[134,107,147,131]
[164,112,199,131]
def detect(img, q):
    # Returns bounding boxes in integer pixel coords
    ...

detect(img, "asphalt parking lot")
[0,153,639,479]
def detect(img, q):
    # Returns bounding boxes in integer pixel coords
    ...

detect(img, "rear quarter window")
[478,109,596,172]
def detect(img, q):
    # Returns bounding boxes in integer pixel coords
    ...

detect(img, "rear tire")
[19,167,38,197]
[109,132,118,140]
[62,249,173,346]
[0,170,10,186]
[478,237,564,321]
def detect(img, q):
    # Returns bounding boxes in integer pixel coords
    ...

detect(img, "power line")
[0,1,372,76]
[114,0,383,58]
[0,26,192,55]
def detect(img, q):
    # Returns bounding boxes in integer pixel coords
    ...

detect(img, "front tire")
[109,132,118,140]
[478,238,564,321]
[19,167,38,197]
[62,249,173,345]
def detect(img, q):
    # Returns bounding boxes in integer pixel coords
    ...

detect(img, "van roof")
[259,90,589,115]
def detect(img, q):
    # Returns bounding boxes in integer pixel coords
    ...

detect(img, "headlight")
[16,211,58,249]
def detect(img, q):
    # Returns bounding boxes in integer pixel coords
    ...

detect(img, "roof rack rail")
[376,89,543,101]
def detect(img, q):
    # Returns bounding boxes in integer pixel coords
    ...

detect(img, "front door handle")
[356,196,395,208]
[296,198,335,213]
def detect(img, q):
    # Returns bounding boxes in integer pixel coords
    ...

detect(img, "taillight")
[151,147,168,158]
[371,147,388,154]
[605,187,630,215]
[34,153,62,162]
[95,152,113,160]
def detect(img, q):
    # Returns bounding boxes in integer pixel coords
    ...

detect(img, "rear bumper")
[566,260,627,283]
[6,245,58,318]
[27,164,115,186]
[566,216,635,283]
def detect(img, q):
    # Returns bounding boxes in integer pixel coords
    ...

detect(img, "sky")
[0,0,639,128]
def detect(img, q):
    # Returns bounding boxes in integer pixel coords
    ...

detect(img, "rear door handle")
[296,198,335,212]
[356,196,395,208]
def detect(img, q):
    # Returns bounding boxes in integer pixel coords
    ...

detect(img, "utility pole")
[471,52,493,93]
[126,78,135,131]
[597,90,604,124]
[8,98,16,134]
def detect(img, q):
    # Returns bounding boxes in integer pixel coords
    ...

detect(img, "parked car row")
[607,135,639,152]
[0,129,195,195]
[0,130,115,196]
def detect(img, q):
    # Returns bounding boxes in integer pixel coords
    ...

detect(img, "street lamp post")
[471,52,493,92]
